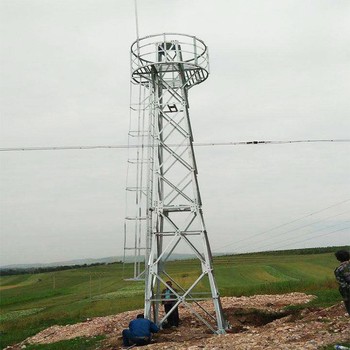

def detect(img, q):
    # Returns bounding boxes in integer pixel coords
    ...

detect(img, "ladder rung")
[128,131,150,136]
[127,159,149,164]
[126,187,148,192]
[124,247,147,250]
[125,216,147,220]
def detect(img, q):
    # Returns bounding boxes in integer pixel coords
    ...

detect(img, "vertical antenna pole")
[134,0,140,54]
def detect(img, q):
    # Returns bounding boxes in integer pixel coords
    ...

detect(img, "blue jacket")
[129,318,159,338]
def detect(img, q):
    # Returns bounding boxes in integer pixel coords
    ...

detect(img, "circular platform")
[131,33,209,88]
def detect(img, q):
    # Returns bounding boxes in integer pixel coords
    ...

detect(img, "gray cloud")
[1,0,349,265]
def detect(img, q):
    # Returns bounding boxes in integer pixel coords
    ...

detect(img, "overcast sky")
[1,0,349,266]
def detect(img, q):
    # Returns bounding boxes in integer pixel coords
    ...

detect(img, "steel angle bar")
[181,271,206,300]
[182,300,216,333]
[132,99,152,112]
[158,138,188,173]
[154,226,203,231]
[161,236,182,263]
[177,232,201,236]
[160,116,187,144]
[161,272,181,293]
[159,219,201,261]
[180,297,217,323]
[154,232,176,237]
[155,77,184,105]
[158,206,198,241]
[162,140,189,169]
[156,91,183,112]
[166,178,193,206]
[159,300,182,326]
[162,141,190,175]
[157,215,204,266]
[166,180,193,206]
[159,212,180,232]
[126,186,148,192]
[153,275,181,300]
[125,216,147,220]
[124,247,147,250]
[164,51,178,62]
[161,85,184,107]
[150,291,214,317]
[161,271,217,322]
[150,234,179,267]
[160,103,182,117]
[158,69,169,83]
[132,72,153,84]
[180,234,206,264]
[152,277,183,325]
[163,172,191,202]
[177,274,215,327]
[159,113,183,141]
[161,149,190,178]
[127,159,149,164]
[162,121,190,146]
[130,105,142,112]
[181,213,198,233]
[182,292,212,295]
[134,268,146,280]
[158,175,194,203]
[161,114,188,139]
[128,131,150,137]
[147,233,158,267]
[159,142,193,171]
[131,92,153,109]
[160,273,210,304]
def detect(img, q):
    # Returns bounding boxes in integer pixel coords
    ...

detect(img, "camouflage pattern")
[334,260,350,300]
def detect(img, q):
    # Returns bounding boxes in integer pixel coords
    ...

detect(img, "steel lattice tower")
[124,33,226,334]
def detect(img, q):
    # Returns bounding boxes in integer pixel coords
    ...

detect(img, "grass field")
[0,249,347,349]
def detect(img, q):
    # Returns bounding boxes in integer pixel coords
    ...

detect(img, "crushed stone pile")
[5,293,350,350]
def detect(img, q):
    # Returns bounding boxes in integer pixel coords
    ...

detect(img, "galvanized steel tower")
[125,33,226,333]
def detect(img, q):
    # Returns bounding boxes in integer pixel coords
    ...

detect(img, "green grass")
[0,264,144,349]
[24,336,105,350]
[0,250,347,349]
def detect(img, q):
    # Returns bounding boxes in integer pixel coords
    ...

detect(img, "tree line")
[0,261,122,276]
[233,245,350,257]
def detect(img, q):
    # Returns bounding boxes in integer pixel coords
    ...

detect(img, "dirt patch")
[0,285,21,291]
[5,293,350,350]
[224,307,293,332]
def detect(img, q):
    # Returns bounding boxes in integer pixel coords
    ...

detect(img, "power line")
[1,138,349,152]
[264,221,350,250]
[235,209,350,252]
[244,214,350,253]
[269,226,350,251]
[212,199,350,252]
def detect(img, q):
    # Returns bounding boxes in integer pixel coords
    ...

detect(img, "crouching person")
[122,313,159,348]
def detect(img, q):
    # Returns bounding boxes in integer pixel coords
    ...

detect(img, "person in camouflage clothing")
[334,250,350,315]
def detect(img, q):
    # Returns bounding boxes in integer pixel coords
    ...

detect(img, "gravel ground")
[5,293,350,350]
